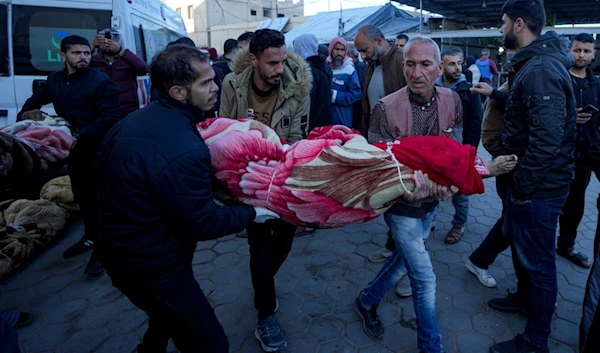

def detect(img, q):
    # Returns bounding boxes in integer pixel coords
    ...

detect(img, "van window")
[0,4,8,76]
[131,15,183,63]
[11,5,110,76]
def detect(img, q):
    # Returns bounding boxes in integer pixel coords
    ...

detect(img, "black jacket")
[572,66,600,167]
[17,67,121,145]
[305,55,333,131]
[213,56,233,82]
[94,93,256,276]
[502,31,577,200]
[453,80,483,148]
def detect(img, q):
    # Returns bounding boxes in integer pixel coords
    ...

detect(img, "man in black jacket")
[94,45,278,353]
[436,50,483,245]
[17,35,121,277]
[292,33,332,131]
[488,1,577,353]
[556,33,600,269]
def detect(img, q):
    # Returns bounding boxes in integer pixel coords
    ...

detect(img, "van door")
[0,2,16,126]
[10,3,110,122]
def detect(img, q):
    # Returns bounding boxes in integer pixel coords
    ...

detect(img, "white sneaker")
[368,247,393,263]
[466,259,497,288]
[395,275,412,297]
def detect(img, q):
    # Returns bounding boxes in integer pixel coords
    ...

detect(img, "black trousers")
[558,167,592,251]
[247,219,296,319]
[469,175,510,269]
[68,149,99,243]
[110,266,228,353]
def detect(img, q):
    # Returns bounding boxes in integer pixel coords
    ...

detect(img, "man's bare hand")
[91,35,107,51]
[431,182,459,202]
[470,82,494,97]
[403,171,432,202]
[106,40,120,53]
[576,108,592,124]
[21,109,44,121]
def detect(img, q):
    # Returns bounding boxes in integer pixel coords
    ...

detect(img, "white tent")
[285,6,382,45]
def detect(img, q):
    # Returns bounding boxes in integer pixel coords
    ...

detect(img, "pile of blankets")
[198,118,488,228]
[0,176,78,278]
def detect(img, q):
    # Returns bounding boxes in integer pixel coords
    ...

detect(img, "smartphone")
[104,31,112,40]
[582,104,599,114]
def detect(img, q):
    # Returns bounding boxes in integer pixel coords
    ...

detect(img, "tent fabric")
[257,17,290,31]
[342,3,420,41]
[285,6,382,45]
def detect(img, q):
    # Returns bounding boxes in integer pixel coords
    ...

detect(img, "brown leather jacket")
[360,44,406,135]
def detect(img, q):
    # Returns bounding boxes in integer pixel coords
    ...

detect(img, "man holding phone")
[556,33,600,269]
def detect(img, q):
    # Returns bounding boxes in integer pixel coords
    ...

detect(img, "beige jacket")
[219,48,312,143]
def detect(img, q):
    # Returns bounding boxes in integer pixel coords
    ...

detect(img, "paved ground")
[1,152,596,353]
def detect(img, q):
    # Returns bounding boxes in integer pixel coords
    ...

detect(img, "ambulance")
[0,0,187,126]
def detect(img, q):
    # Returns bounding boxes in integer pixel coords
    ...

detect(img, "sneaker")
[353,298,385,340]
[490,334,549,353]
[84,252,105,277]
[255,314,287,352]
[488,290,527,315]
[63,236,94,258]
[466,259,497,288]
[395,275,412,297]
[367,247,393,263]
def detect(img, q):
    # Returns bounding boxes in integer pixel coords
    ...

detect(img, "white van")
[0,0,187,126]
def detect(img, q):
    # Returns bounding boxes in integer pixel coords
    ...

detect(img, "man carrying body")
[327,36,362,128]
[220,28,311,352]
[354,36,460,353]
[488,1,577,352]
[18,35,121,277]
[94,44,278,353]
[436,50,483,245]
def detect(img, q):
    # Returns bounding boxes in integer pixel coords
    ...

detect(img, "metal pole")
[419,0,423,34]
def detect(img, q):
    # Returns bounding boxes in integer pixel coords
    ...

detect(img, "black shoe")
[353,298,384,340]
[84,253,104,277]
[255,314,286,352]
[490,334,549,353]
[63,236,94,258]
[488,290,528,315]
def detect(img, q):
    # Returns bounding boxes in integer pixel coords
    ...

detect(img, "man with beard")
[487,1,577,352]
[94,44,279,353]
[220,28,311,352]
[435,50,483,246]
[555,33,599,269]
[354,24,406,135]
[18,35,121,277]
[90,29,148,117]
[327,36,362,128]
[355,36,460,353]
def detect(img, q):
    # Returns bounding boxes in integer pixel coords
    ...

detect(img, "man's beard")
[104,48,120,56]
[369,46,383,65]
[503,30,516,50]
[574,60,590,69]
[66,58,88,72]
[332,57,343,68]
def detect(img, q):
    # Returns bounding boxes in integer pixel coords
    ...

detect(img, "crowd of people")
[1,0,599,352]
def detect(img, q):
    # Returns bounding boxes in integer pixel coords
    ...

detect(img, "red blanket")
[199,118,485,228]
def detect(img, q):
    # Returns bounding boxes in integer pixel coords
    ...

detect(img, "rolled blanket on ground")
[198,118,496,228]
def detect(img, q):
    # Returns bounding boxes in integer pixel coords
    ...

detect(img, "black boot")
[63,236,94,258]
[84,252,104,277]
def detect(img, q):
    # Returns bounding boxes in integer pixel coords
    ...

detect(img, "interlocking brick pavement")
[1,149,595,353]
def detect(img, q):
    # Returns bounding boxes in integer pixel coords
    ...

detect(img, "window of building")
[11,5,110,75]
[187,5,193,19]
[176,7,181,15]
[263,8,272,18]
[251,10,257,16]
[277,13,284,18]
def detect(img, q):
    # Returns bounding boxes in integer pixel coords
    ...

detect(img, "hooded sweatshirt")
[327,37,362,128]
[293,34,333,131]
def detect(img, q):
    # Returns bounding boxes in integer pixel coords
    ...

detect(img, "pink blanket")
[198,118,486,228]
[15,126,73,169]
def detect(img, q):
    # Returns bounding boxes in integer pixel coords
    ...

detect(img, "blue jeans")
[451,194,469,229]
[503,189,567,349]
[360,211,442,353]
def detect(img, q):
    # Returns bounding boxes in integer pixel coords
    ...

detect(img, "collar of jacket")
[155,91,209,124]
[61,66,91,80]
[228,47,312,105]
[507,31,573,72]
[379,44,400,68]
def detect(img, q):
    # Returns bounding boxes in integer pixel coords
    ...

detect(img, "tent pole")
[419,0,423,34]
